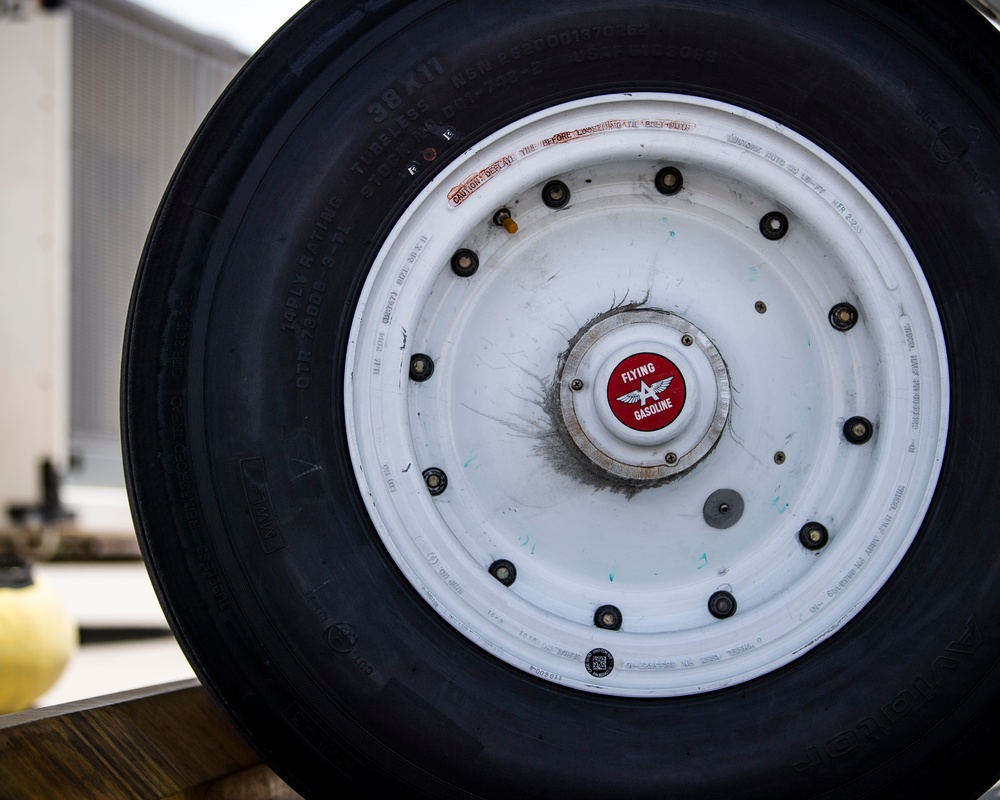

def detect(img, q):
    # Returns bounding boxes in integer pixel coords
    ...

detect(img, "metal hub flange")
[559,308,730,481]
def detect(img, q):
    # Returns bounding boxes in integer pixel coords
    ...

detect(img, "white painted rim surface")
[345,94,948,696]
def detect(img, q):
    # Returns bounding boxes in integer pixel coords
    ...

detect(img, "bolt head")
[708,590,737,619]
[665,452,678,465]
[681,334,694,347]
[798,522,830,551]
[755,301,768,314]
[844,416,874,445]
[409,354,435,382]
[422,468,448,496]
[542,180,570,209]
[489,559,517,586]
[829,302,859,332]
[655,166,684,196]
[594,604,623,631]
[570,378,584,391]
[451,248,480,277]
[774,451,786,465]
[760,211,789,240]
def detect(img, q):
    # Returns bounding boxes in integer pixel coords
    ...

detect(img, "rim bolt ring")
[708,591,737,619]
[829,302,859,331]
[451,248,480,277]
[799,522,830,551]
[422,468,448,496]
[594,604,623,631]
[489,559,517,586]
[409,354,434,382]
[760,211,789,240]
[844,416,874,444]
[542,179,570,208]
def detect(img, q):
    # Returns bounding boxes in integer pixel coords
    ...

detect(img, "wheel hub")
[559,308,730,480]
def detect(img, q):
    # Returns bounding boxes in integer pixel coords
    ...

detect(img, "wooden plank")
[0,680,300,799]
[166,764,303,800]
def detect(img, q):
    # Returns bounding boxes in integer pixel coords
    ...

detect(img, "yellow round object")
[0,576,77,714]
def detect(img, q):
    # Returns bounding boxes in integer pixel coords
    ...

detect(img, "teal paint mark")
[519,534,530,547]
[697,553,708,569]
[748,266,760,282]
[609,568,616,582]
[771,497,789,514]
[531,544,536,555]
[463,455,477,468]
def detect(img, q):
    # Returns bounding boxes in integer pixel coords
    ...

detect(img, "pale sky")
[130,0,310,54]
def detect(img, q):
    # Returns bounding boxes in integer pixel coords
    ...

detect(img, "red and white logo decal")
[607,352,686,431]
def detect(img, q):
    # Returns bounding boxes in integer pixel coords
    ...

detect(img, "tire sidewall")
[125,2,1000,798]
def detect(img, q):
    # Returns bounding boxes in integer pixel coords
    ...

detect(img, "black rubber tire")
[123,1,1000,798]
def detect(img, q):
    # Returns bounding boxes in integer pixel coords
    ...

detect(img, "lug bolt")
[774,451,786,465]
[655,166,684,196]
[681,334,694,347]
[760,211,789,240]
[798,522,830,551]
[422,468,448,496]
[665,452,678,465]
[542,180,570,209]
[843,416,874,445]
[829,302,859,331]
[451,248,480,277]
[409,354,435,382]
[755,301,768,314]
[594,604,623,631]
[570,378,584,391]
[708,590,737,619]
[489,559,517,586]
[493,207,519,234]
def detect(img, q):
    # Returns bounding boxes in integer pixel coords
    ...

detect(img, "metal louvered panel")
[69,0,244,486]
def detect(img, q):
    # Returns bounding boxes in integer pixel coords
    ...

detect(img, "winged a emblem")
[617,377,672,405]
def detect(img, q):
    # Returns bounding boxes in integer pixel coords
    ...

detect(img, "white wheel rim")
[345,94,948,696]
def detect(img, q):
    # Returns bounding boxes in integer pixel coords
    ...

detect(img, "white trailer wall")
[0,5,72,514]
[0,0,244,534]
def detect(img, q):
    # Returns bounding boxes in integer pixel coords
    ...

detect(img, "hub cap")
[560,307,729,481]
[345,94,948,696]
